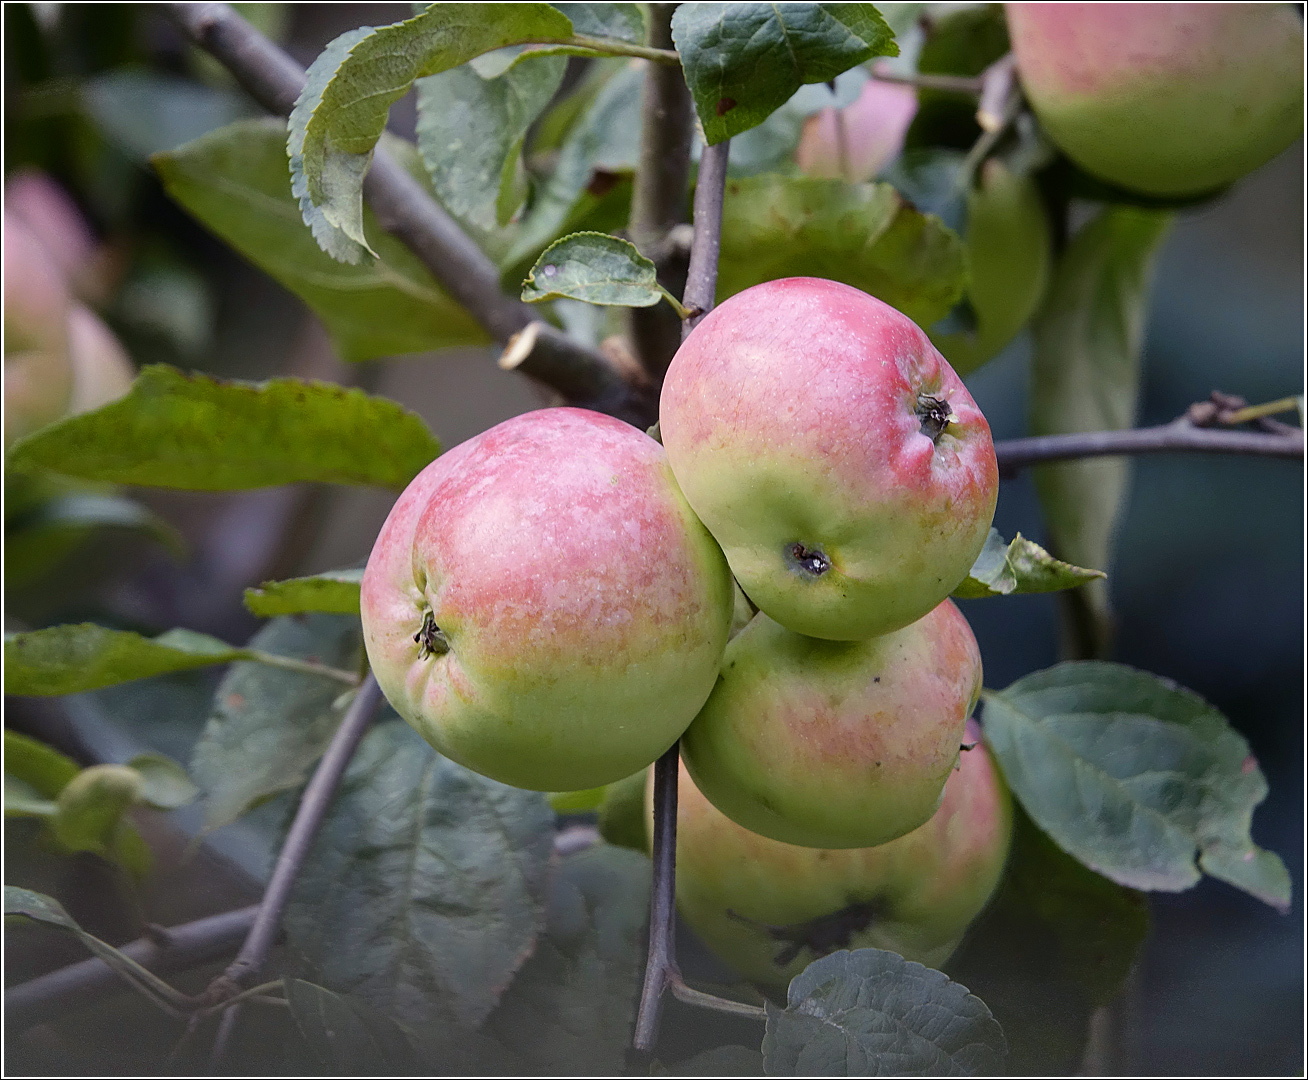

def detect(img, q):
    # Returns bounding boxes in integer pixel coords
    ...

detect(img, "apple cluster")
[361,275,1010,982]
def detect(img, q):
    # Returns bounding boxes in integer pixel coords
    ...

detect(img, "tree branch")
[5,906,259,1030]
[994,419,1303,471]
[681,140,731,340]
[627,3,694,378]
[205,673,384,1067]
[163,3,639,418]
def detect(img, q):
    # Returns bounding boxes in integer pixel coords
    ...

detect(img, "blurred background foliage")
[3,3,1302,1075]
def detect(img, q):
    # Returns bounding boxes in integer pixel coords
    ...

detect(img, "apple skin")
[65,305,135,416]
[682,599,981,849]
[4,212,73,448]
[929,158,1051,377]
[1006,3,1304,197]
[360,407,734,792]
[658,720,1012,987]
[660,278,998,641]
[795,76,918,183]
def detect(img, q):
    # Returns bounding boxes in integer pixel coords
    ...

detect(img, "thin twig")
[568,34,681,65]
[246,650,359,685]
[994,420,1303,471]
[627,2,694,377]
[6,906,259,1030]
[205,673,384,1068]
[869,68,985,95]
[667,974,767,1022]
[163,3,637,417]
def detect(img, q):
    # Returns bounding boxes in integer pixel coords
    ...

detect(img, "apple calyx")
[916,394,958,443]
[786,542,831,577]
[413,610,450,659]
[728,900,882,968]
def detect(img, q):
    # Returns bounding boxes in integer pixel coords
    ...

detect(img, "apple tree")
[4,3,1303,1075]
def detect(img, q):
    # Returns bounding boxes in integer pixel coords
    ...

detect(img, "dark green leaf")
[6,364,440,490]
[718,174,967,327]
[244,568,364,618]
[762,948,1006,1075]
[522,232,661,306]
[285,720,554,1027]
[4,886,189,1011]
[190,614,362,832]
[557,2,646,43]
[672,3,896,145]
[502,60,644,273]
[417,53,567,233]
[3,729,80,798]
[155,118,488,361]
[1030,207,1173,654]
[289,4,576,260]
[483,844,651,1074]
[953,528,1104,599]
[126,752,199,811]
[903,6,1009,153]
[5,623,244,696]
[946,806,1148,1074]
[670,1045,767,1076]
[982,661,1291,909]
[285,979,423,1075]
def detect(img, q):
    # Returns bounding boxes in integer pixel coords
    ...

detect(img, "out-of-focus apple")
[682,599,982,848]
[65,305,135,416]
[662,720,1012,987]
[1006,3,1304,197]
[660,277,998,641]
[360,408,734,791]
[795,76,918,183]
[6,168,118,305]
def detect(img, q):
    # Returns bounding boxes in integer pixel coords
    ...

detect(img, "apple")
[360,407,735,792]
[681,599,982,849]
[5,168,116,306]
[794,76,918,183]
[928,158,1051,376]
[660,277,998,641]
[661,719,1012,987]
[4,212,74,448]
[1006,3,1304,197]
[66,305,135,416]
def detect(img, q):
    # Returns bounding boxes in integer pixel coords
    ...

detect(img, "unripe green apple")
[360,408,734,792]
[682,599,981,849]
[1006,3,1305,197]
[660,278,998,641]
[929,158,1051,376]
[4,212,73,447]
[660,721,1012,987]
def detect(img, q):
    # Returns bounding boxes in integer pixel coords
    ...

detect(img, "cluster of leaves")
[3,3,1295,1077]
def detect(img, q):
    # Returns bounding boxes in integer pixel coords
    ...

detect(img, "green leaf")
[558,3,646,43]
[672,3,896,145]
[3,729,80,798]
[945,807,1148,1074]
[190,614,362,833]
[521,232,662,307]
[718,174,967,327]
[126,753,199,811]
[953,528,1104,599]
[483,844,651,1074]
[1030,207,1173,655]
[155,118,488,362]
[82,70,250,162]
[5,776,55,818]
[669,1045,767,1075]
[5,493,186,588]
[289,3,576,261]
[982,661,1292,910]
[51,764,143,854]
[5,886,189,1012]
[244,568,364,618]
[284,719,554,1027]
[501,60,644,274]
[6,364,440,490]
[416,53,567,234]
[762,948,1006,1075]
[284,979,423,1074]
[5,624,244,696]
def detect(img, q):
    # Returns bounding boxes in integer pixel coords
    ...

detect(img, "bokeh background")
[5,5,1302,1075]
